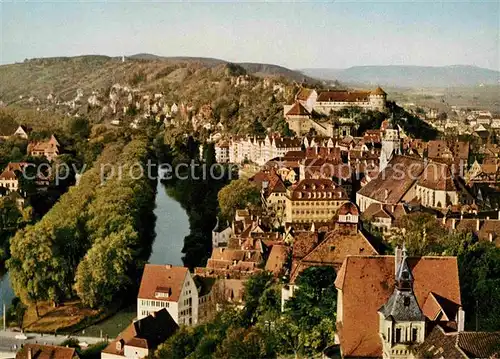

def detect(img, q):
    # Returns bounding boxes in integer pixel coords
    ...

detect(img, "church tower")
[379,113,401,172]
[378,246,426,359]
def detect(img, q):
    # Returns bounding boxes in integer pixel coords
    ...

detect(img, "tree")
[214,327,276,359]
[389,213,448,256]
[217,179,261,220]
[284,266,337,354]
[241,271,275,326]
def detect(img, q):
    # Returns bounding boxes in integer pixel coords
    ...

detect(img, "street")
[0,330,105,353]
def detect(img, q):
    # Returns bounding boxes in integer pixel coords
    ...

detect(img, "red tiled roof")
[285,102,310,116]
[296,88,314,101]
[138,264,188,302]
[338,202,359,216]
[102,308,178,356]
[357,155,426,204]
[335,255,461,358]
[16,345,76,359]
[417,162,457,191]
[288,178,348,201]
[317,90,371,103]
[290,227,378,283]
[265,244,290,276]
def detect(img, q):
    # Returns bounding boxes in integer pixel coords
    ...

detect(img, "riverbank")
[0,178,190,336]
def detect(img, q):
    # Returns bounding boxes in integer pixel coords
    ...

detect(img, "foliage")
[217,179,261,220]
[8,137,157,309]
[283,266,337,354]
[389,213,449,256]
[60,337,81,350]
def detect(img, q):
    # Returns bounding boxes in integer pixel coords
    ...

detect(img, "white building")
[215,141,230,163]
[137,264,199,326]
[228,135,301,165]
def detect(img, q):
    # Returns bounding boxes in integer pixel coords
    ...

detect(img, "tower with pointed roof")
[378,246,426,359]
[379,113,402,172]
[369,86,387,111]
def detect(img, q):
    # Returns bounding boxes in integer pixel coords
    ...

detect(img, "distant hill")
[0,55,319,104]
[300,65,500,87]
[128,54,316,82]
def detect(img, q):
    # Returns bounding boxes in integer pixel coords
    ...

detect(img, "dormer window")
[116,339,124,351]
[155,286,172,298]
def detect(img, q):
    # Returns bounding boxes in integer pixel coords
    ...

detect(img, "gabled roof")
[290,227,378,283]
[138,264,189,302]
[417,162,458,191]
[265,244,290,276]
[102,308,178,356]
[317,90,370,103]
[357,155,425,204]
[285,102,310,116]
[415,325,500,359]
[335,255,461,358]
[16,345,77,359]
[296,88,314,101]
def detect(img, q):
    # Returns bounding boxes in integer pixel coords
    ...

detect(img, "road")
[0,330,105,352]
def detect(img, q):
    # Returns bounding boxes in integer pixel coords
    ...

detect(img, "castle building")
[284,87,387,137]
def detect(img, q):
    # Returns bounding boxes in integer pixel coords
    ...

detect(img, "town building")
[0,162,29,192]
[414,325,500,358]
[357,155,473,212]
[17,345,78,359]
[285,178,349,223]
[101,309,178,359]
[228,135,301,165]
[137,264,199,326]
[214,141,230,163]
[335,249,463,358]
[27,135,60,161]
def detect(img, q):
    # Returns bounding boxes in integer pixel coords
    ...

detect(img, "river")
[0,180,190,315]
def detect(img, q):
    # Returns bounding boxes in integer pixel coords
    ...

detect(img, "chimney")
[476,219,481,232]
[395,247,402,276]
[165,264,172,269]
[28,348,32,359]
[458,307,465,332]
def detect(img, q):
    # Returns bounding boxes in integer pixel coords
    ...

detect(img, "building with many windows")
[137,264,198,326]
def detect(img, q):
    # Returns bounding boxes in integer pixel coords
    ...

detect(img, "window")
[412,328,418,342]
[395,328,402,343]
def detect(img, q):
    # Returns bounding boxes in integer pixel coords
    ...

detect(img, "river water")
[0,180,189,315]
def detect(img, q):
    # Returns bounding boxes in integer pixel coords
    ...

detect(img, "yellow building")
[285,178,348,223]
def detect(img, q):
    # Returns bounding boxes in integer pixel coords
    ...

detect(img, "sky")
[1,1,499,70]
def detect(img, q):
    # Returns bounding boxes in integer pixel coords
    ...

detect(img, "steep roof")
[288,178,348,201]
[265,244,290,275]
[16,345,76,359]
[290,227,378,283]
[102,308,179,356]
[335,255,461,358]
[296,88,314,101]
[417,162,458,191]
[317,90,370,103]
[357,155,425,204]
[415,325,500,359]
[285,102,310,116]
[371,86,387,96]
[138,264,189,302]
